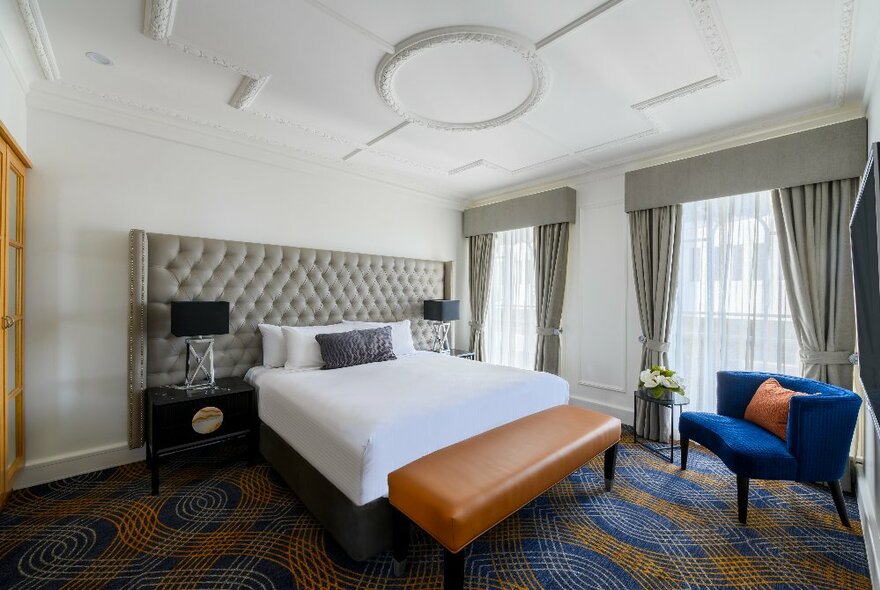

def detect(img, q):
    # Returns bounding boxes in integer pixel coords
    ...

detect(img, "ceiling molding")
[449,159,512,176]
[834,0,856,106]
[32,81,465,207]
[575,128,660,159]
[687,0,739,80]
[361,147,448,175]
[16,0,59,81]
[300,0,395,54]
[508,154,575,175]
[535,0,625,50]
[244,109,363,148]
[229,75,271,110]
[376,26,550,131]
[143,0,178,41]
[631,75,725,111]
[345,121,411,160]
[164,37,265,79]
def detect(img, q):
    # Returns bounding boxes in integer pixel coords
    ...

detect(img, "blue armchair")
[678,371,861,526]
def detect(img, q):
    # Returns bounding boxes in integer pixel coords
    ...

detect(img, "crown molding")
[27,82,467,209]
[143,0,178,41]
[376,27,550,132]
[229,75,271,110]
[16,0,59,81]
[466,103,866,208]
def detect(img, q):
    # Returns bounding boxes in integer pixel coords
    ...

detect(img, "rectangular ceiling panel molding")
[624,118,868,212]
[463,187,576,237]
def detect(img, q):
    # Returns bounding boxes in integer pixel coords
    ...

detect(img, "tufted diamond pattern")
[145,233,446,387]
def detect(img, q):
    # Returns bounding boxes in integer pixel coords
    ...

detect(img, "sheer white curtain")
[669,191,800,413]
[485,227,537,369]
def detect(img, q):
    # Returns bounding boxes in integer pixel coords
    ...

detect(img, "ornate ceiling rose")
[376,26,550,132]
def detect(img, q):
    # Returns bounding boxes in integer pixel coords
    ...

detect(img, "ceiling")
[5,0,880,206]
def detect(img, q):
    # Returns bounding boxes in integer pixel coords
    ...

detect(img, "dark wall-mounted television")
[851,141,880,427]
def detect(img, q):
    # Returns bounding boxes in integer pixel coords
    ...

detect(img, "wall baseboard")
[14,443,145,489]
[857,464,880,587]
[569,394,633,425]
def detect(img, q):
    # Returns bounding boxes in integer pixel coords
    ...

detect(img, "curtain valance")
[463,187,576,237]
[624,118,867,213]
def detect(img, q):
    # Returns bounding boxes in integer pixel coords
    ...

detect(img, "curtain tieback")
[469,321,483,333]
[799,350,856,365]
[536,326,562,336]
[639,335,669,353]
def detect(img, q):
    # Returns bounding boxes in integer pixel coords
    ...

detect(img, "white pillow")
[258,324,286,367]
[342,319,417,357]
[281,324,354,371]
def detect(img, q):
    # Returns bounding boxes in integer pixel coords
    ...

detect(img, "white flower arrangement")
[639,365,685,396]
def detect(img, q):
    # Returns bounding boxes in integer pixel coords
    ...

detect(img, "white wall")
[19,106,466,486]
[558,174,641,424]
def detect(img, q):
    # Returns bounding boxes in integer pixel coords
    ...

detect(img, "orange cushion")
[743,378,806,440]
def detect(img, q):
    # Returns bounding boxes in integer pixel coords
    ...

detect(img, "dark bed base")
[259,422,393,561]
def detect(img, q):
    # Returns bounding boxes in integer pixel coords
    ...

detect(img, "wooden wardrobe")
[0,120,29,505]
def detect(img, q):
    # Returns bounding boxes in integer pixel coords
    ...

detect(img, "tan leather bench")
[388,405,622,590]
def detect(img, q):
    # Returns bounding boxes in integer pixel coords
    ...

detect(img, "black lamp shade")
[423,299,460,322]
[170,301,230,337]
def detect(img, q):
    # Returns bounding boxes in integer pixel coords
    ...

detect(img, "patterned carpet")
[0,432,871,589]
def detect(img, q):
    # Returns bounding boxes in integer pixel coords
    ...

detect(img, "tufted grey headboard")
[127,229,453,448]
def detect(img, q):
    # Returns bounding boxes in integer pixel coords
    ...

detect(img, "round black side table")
[633,389,690,464]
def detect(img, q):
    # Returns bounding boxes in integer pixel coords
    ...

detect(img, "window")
[668,191,800,413]
[485,227,537,369]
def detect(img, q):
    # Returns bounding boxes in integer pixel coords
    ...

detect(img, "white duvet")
[246,352,569,505]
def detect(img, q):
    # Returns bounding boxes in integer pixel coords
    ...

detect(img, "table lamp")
[423,299,459,353]
[171,301,229,389]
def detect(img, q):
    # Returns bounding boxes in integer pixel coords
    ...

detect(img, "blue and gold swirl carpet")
[0,432,871,589]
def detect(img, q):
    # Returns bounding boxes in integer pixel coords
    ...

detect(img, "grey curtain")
[468,234,495,361]
[629,205,683,441]
[534,223,570,374]
[771,178,858,388]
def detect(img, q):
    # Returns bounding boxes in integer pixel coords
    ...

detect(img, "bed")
[127,230,568,560]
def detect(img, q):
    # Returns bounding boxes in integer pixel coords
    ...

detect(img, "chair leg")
[680,437,689,471]
[604,443,618,492]
[828,480,851,528]
[737,475,749,524]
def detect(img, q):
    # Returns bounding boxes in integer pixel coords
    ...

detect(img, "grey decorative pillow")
[315,326,397,370]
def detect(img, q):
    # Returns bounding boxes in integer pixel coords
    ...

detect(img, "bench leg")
[392,508,409,577]
[444,548,464,590]
[604,443,619,492]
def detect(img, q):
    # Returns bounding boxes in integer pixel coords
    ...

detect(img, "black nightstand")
[145,377,258,495]
[441,349,476,360]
